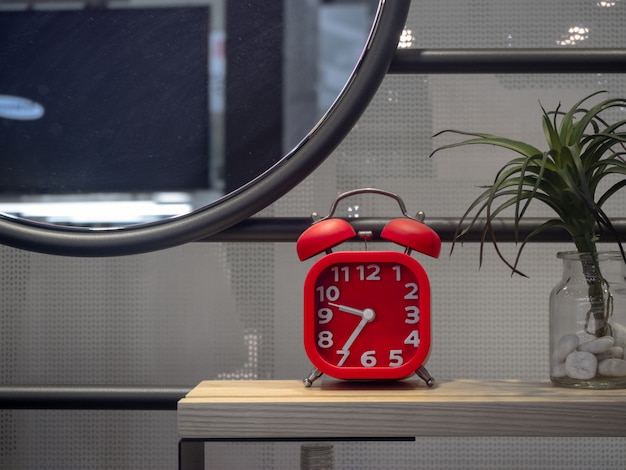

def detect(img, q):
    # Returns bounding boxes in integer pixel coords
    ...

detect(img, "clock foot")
[416,366,435,387]
[303,368,323,387]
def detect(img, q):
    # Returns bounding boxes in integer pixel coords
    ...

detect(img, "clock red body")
[303,250,431,380]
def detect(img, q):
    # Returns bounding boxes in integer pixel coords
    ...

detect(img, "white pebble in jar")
[578,336,614,354]
[551,362,567,378]
[597,358,626,377]
[596,346,624,361]
[565,351,597,380]
[553,334,579,363]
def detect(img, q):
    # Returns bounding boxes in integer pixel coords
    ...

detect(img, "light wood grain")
[178,379,626,439]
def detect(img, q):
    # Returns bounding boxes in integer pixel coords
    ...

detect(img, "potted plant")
[430,91,626,388]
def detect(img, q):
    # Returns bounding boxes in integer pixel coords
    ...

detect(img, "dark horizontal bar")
[182,437,416,443]
[203,217,313,242]
[0,385,191,410]
[389,48,626,74]
[200,217,626,244]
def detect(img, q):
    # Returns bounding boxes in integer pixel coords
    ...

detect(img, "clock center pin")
[363,308,375,321]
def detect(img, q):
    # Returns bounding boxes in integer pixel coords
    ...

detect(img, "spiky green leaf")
[432,91,626,275]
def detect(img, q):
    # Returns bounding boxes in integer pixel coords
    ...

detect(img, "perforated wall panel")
[2,0,626,468]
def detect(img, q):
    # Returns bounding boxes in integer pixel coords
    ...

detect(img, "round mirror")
[0,0,410,256]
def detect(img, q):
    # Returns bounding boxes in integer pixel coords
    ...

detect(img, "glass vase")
[550,251,626,388]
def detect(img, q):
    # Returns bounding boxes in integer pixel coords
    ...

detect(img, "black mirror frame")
[0,0,411,257]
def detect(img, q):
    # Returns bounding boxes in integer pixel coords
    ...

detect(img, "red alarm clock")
[296,188,441,387]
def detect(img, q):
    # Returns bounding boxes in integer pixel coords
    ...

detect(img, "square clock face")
[303,251,431,380]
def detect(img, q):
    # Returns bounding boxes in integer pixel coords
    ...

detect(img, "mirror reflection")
[0,0,378,227]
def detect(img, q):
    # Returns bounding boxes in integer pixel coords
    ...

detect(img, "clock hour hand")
[328,302,375,320]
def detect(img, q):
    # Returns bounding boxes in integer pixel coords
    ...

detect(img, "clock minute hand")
[336,310,376,367]
[336,307,376,365]
[339,316,370,353]
[328,303,376,364]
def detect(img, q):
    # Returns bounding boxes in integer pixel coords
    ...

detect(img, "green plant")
[430,91,626,337]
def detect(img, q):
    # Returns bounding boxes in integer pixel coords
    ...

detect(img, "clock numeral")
[392,265,402,281]
[361,350,377,367]
[316,285,340,302]
[317,331,334,348]
[404,330,420,348]
[331,266,350,282]
[404,283,419,300]
[389,349,404,367]
[356,264,381,281]
[317,308,333,324]
[336,349,350,366]
[405,306,420,324]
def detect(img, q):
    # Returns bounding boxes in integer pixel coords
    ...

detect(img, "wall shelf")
[178,379,626,440]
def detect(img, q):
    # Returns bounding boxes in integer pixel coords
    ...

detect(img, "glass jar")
[550,251,626,388]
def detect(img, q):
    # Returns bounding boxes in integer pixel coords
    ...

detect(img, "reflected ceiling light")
[597,0,617,6]
[0,201,192,225]
[556,25,589,45]
[398,28,414,48]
